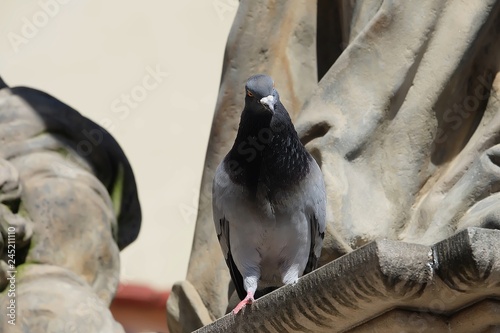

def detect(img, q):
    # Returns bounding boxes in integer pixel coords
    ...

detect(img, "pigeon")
[212,74,326,314]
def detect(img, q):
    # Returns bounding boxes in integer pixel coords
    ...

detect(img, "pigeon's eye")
[247,90,253,97]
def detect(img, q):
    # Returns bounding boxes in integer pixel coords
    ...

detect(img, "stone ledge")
[194,227,500,333]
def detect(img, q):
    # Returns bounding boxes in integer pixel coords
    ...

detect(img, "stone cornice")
[195,228,500,332]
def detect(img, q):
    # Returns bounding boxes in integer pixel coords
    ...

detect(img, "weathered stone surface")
[194,228,500,333]
[350,299,500,333]
[0,80,141,332]
[1,265,125,333]
[166,280,213,333]
[168,0,500,331]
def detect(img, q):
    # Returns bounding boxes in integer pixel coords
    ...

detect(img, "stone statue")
[167,0,500,332]
[0,77,141,333]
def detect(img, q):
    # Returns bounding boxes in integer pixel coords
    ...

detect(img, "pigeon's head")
[245,74,279,113]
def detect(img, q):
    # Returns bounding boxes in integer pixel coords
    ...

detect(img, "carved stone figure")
[0,77,141,332]
[167,1,500,332]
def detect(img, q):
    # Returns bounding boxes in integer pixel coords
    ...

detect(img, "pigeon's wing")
[216,217,246,300]
[303,160,327,275]
[212,163,246,300]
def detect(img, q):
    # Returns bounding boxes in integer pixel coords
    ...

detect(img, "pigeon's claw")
[232,292,255,314]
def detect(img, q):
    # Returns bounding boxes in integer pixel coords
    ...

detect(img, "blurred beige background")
[0,0,236,290]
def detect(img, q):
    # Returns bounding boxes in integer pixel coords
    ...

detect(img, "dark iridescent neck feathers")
[225,101,311,194]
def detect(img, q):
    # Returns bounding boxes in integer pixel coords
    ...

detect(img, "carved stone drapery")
[167,0,500,332]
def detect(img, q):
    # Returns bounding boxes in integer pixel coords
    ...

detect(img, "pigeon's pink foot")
[232,292,255,314]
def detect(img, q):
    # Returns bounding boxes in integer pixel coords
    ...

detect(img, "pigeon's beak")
[260,95,275,112]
